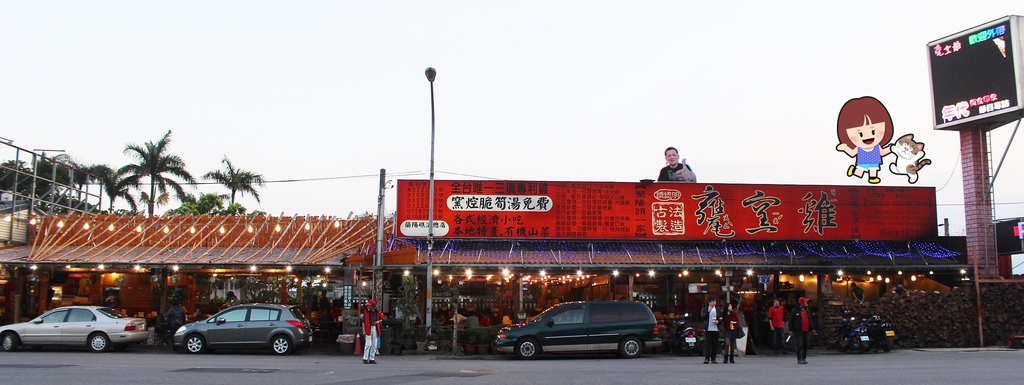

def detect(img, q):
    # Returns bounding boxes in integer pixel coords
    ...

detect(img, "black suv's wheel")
[88,333,110,352]
[270,335,293,355]
[515,338,540,359]
[1,332,20,352]
[619,336,643,358]
[185,334,207,354]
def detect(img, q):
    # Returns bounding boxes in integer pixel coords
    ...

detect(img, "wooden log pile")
[820,283,1024,349]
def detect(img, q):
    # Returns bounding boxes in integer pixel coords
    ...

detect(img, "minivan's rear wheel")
[185,334,207,354]
[619,336,642,358]
[515,338,540,359]
[270,334,293,355]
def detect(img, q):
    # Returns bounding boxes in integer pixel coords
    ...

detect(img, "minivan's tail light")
[497,333,506,340]
[123,323,137,332]
[286,320,306,329]
[653,326,659,335]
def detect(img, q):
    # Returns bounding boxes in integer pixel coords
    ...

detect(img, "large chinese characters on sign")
[396,180,938,242]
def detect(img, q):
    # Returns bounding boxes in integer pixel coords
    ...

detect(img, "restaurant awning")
[371,238,965,270]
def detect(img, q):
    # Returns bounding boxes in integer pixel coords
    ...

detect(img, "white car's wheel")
[89,333,111,352]
[1,333,20,352]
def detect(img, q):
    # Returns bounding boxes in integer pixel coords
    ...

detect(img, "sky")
[2,1,1024,269]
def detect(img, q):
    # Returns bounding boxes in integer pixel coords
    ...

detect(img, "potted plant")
[401,326,419,351]
[459,326,476,354]
[395,276,419,350]
[424,333,439,351]
[475,327,494,355]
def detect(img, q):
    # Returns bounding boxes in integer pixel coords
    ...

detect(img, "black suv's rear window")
[589,304,621,323]
[620,304,651,322]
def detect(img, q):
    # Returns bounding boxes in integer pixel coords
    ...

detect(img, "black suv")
[494,300,660,359]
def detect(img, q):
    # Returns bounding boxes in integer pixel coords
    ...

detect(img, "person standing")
[767,298,788,354]
[102,295,120,310]
[851,283,865,303]
[165,301,186,347]
[722,303,740,364]
[788,297,817,364]
[361,299,385,364]
[700,297,722,364]
[657,147,696,182]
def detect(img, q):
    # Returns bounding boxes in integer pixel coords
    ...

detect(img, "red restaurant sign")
[395,180,937,241]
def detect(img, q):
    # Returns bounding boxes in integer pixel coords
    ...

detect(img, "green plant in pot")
[424,333,439,351]
[458,325,476,354]
[475,327,494,354]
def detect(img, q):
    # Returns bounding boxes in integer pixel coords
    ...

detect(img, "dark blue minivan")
[494,300,660,359]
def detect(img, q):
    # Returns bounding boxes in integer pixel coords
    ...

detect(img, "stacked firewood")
[819,283,1024,348]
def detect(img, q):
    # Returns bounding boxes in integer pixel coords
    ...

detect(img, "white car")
[0,306,149,352]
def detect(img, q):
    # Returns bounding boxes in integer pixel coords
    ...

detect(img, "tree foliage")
[118,130,197,216]
[203,156,265,205]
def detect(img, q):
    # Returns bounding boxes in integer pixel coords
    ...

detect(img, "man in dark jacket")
[788,297,817,364]
[165,301,187,345]
[700,297,723,364]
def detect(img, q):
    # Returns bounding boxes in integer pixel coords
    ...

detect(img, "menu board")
[396,180,938,242]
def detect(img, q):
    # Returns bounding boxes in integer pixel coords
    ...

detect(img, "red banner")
[395,180,937,241]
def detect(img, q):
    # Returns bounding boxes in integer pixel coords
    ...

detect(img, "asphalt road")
[0,345,1020,385]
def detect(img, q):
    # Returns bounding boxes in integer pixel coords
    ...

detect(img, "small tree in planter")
[396,276,419,329]
[396,275,420,350]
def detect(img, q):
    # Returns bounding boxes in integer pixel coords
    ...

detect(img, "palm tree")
[203,156,265,205]
[88,164,138,212]
[118,130,196,216]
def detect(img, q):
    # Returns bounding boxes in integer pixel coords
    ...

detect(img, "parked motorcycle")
[835,310,866,352]
[674,315,698,356]
[863,315,895,352]
[835,311,894,353]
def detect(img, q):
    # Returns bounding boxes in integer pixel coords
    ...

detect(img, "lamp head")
[425,67,437,82]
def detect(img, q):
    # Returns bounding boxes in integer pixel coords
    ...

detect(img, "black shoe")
[798,360,808,364]
[369,360,377,364]
[363,360,368,364]
[704,359,709,364]
[711,360,718,364]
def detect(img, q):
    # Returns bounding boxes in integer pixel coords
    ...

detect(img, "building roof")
[0,213,392,266]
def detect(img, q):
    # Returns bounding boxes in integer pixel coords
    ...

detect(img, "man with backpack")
[165,301,187,347]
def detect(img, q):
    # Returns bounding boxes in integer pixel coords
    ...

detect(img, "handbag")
[735,326,745,339]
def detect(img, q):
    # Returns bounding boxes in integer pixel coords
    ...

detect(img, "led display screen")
[928,16,1024,130]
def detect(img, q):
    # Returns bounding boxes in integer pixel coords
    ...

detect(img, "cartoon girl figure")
[835,96,894,184]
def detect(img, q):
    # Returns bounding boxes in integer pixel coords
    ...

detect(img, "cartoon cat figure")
[888,134,931,184]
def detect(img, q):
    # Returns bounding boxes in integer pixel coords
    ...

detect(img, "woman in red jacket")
[722,303,740,364]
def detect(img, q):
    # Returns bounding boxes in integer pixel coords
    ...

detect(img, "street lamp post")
[424,67,437,332]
